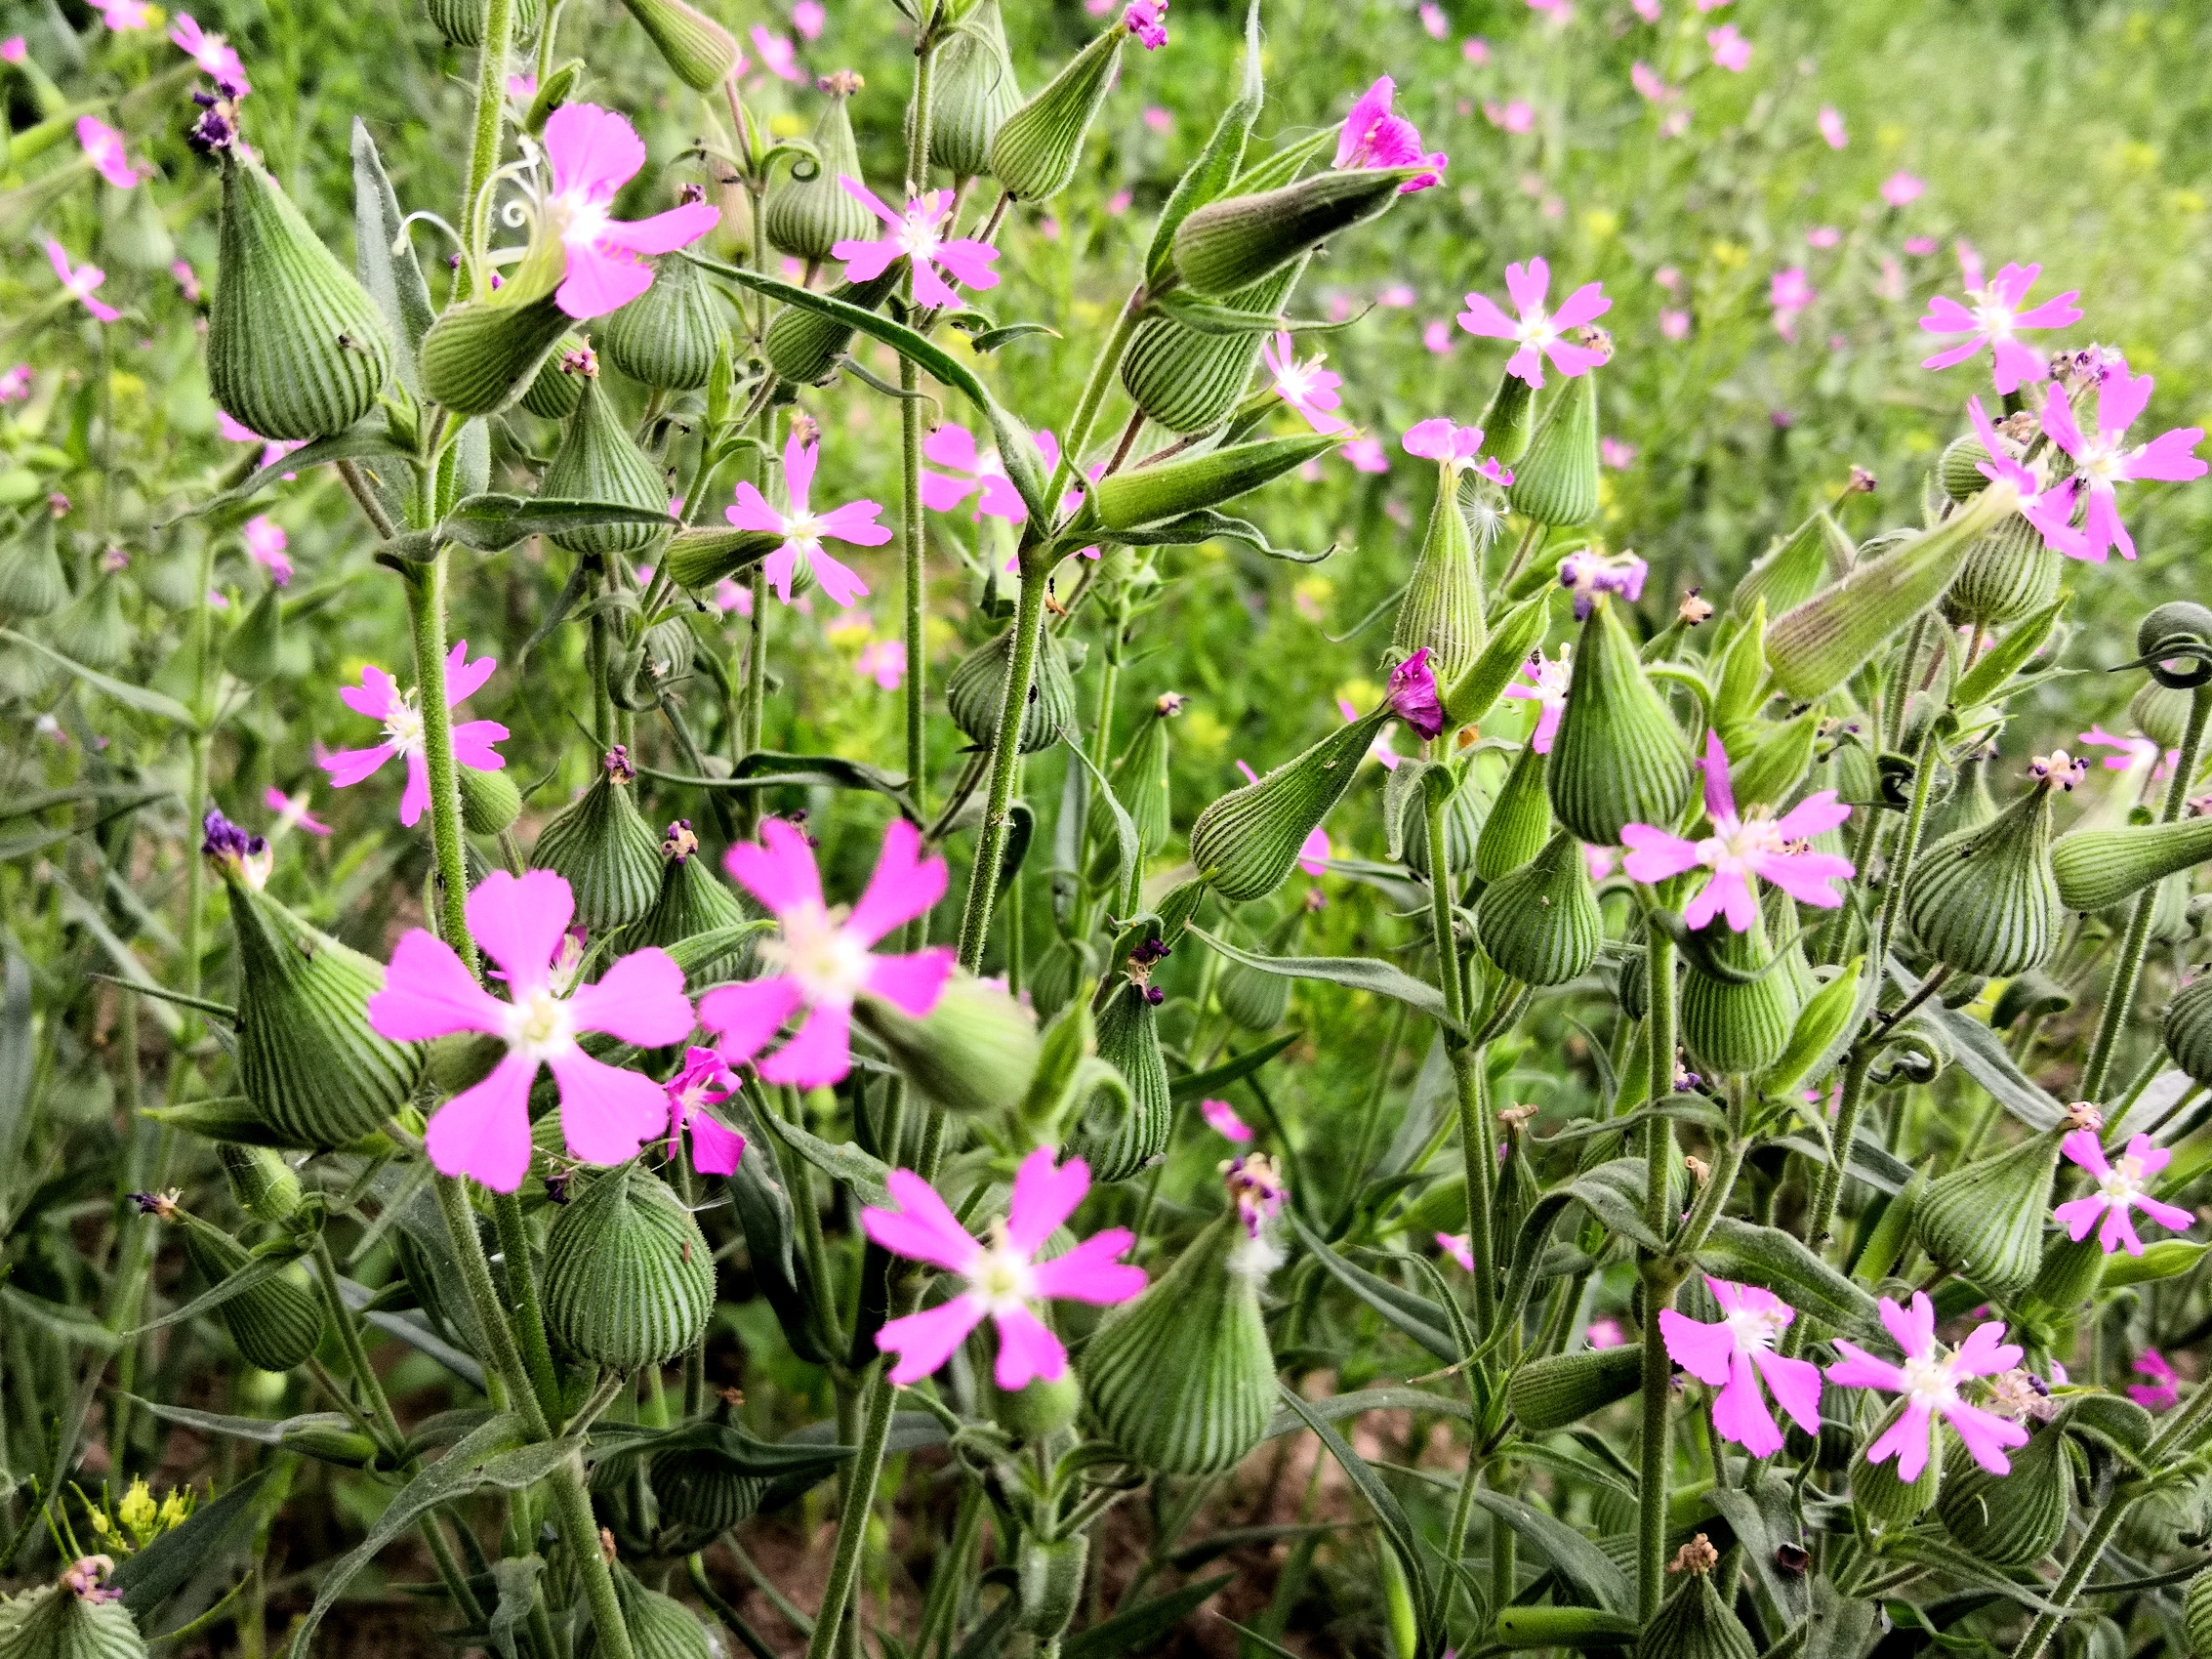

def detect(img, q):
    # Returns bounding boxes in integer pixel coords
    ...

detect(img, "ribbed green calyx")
[616,0,740,90]
[1914,1129,2061,1298]
[0,510,68,617]
[2026,1228,2106,1321]
[1016,1536,1087,1640]
[854,973,1043,1116]
[1943,512,2060,628]
[2053,816,2212,913]
[2187,1565,2212,1656]
[1681,916,1801,1078]
[1504,1343,1644,1431]
[1905,772,2065,977]
[546,1160,715,1369]
[50,576,130,673]
[223,584,283,684]
[661,528,778,593]
[1217,906,1300,1031]
[1083,1214,1275,1472]
[946,623,1079,752]
[458,764,522,836]
[1506,374,1600,527]
[1940,432,1994,501]
[1547,597,1691,846]
[1069,979,1170,1181]
[0,1577,149,1659]
[1476,368,1536,468]
[576,1571,714,1659]
[600,252,726,392]
[1733,507,1850,622]
[1849,1402,1945,1525]
[1641,1543,1757,1659]
[223,872,422,1148]
[639,820,753,984]
[208,152,393,441]
[2168,976,2212,1086]
[1170,168,1413,298]
[2132,681,2193,752]
[421,291,573,418]
[765,78,873,261]
[1922,748,1997,846]
[1120,262,1302,435]
[652,1444,766,1534]
[1474,829,1599,987]
[1392,463,1486,684]
[518,331,588,417]
[930,0,1022,178]
[763,266,906,385]
[1090,432,1341,531]
[1473,743,1550,882]
[543,365,671,556]
[1094,693,1182,858]
[1937,1419,2069,1566]
[425,0,542,45]
[220,1141,304,1225]
[1189,706,1387,901]
[988,20,1126,201]
[178,1212,324,1372]
[1398,770,1483,883]
[530,750,664,932]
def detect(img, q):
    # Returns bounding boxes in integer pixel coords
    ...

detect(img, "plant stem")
[2006,1493,2132,1659]
[491,1189,564,1427]
[461,0,515,288]
[404,555,477,974]
[1451,1046,1496,1337]
[955,567,1046,969]
[1800,1049,1874,1263]
[1043,287,1146,512]
[1635,922,1679,1621]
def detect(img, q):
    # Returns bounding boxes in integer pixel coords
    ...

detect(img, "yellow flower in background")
[118,1477,157,1538]
[1334,677,1382,714]
[1180,707,1229,757]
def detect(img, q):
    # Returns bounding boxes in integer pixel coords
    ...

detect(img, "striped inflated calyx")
[601,250,726,392]
[1936,1419,2069,1567]
[1547,597,1692,846]
[930,0,1022,179]
[545,1161,715,1369]
[2052,815,2212,914]
[764,77,874,262]
[1905,767,2066,977]
[1505,1343,1644,1431]
[2186,1566,2212,1656]
[421,291,573,418]
[945,624,1079,753]
[543,365,672,556]
[1942,510,2060,628]
[1681,914,1801,1079]
[1093,693,1182,860]
[764,267,905,386]
[519,331,589,417]
[640,820,753,984]
[1169,168,1413,298]
[616,0,740,90]
[1474,829,1599,987]
[1189,706,1388,901]
[576,1571,714,1659]
[1476,368,1536,468]
[530,749,664,932]
[854,973,1043,1117]
[1473,743,1551,883]
[178,1212,325,1373]
[1119,262,1302,435]
[1506,373,1600,528]
[219,1141,304,1226]
[1397,771,1483,885]
[2165,975,2212,1087]
[0,510,68,617]
[208,153,393,441]
[51,577,131,674]
[988,21,1126,202]
[1733,507,1849,622]
[1068,978,1170,1182]
[1392,461,1486,684]
[425,0,542,45]
[1913,1129,2061,1299]
[1639,1540,1758,1659]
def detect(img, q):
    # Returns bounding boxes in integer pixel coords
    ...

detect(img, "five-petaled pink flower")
[1705,23,1750,69]
[0,364,31,404]
[93,0,156,31]
[264,784,332,837]
[832,179,1001,311]
[698,818,954,1089]
[1818,105,1847,148]
[1403,417,1509,483]
[2055,1130,2192,1257]
[1123,0,1168,50]
[170,13,248,95]
[1919,250,2081,394]
[322,642,508,827]
[1,35,24,61]
[1880,171,1925,207]
[1502,645,1572,753]
[921,423,1034,521]
[2037,366,2207,563]
[1659,1277,1823,1456]
[1457,258,1611,388]
[1334,76,1447,192]
[864,1145,1144,1388]
[46,241,119,322]
[1202,1098,1253,1142]
[1964,394,2087,559]
[663,1046,748,1175]
[243,515,291,585]
[727,431,890,607]
[2077,726,2171,776]
[1261,332,1348,433]
[1621,731,1854,932]
[77,117,142,188]
[1630,62,1676,104]
[1826,1292,2029,1479]
[370,870,695,1191]
[532,104,720,319]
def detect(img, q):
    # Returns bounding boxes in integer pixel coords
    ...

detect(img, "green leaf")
[1185,925,1455,1030]
[170,424,418,519]
[589,1418,854,1479]
[1700,1479,1810,1631]
[1086,509,1333,563]
[350,118,434,390]
[126,1396,351,1448]
[0,629,197,726]
[440,493,677,552]
[1064,741,1139,916]
[1953,591,2069,710]
[0,945,32,1207]
[110,1468,270,1617]
[1169,1030,1298,1101]
[639,751,918,819]
[1261,1388,1471,1441]
[769,1114,892,1211]
[121,1249,303,1336]
[2099,1238,2209,1289]
[1472,1488,1633,1615]
[0,1286,121,1351]
[967,323,1060,353]
[1878,1530,2068,1613]
[1285,1211,1458,1362]
[485,1555,544,1659]
[1274,1388,1435,1647]
[1696,1216,1882,1337]
[1062,1574,1236,1659]
[1915,996,2065,1132]
[1148,291,1291,336]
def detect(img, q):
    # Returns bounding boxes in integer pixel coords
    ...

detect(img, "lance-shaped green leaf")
[125,1397,353,1448]
[1285,1211,1458,1361]
[1185,924,1454,1028]
[1086,508,1334,563]
[2099,1238,2208,1289]
[1087,432,1343,530]
[639,751,917,820]
[1696,1216,1881,1336]
[1062,1575,1237,1659]
[1473,1488,1633,1614]
[1,629,198,726]
[350,118,434,390]
[1260,1388,1472,1440]
[589,1417,854,1480]
[439,493,677,552]
[121,1248,306,1336]
[1169,1030,1299,1100]
[1274,1389,1435,1649]
[168,423,419,520]
[110,1468,270,1616]
[1953,590,2070,709]
[767,1113,892,1210]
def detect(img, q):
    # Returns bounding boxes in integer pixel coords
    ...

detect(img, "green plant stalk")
[1636,922,1679,1620]
[492,1189,565,1427]
[462,0,516,291]
[2006,1492,2132,1659]
[2080,680,2212,1101]
[404,556,478,974]
[1042,287,1146,513]
[898,32,939,844]
[956,565,1047,969]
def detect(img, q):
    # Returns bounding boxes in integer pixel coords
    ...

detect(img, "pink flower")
[1202,1098,1253,1141]
[1421,319,1454,353]
[1105,188,1132,216]
[750,25,802,80]
[865,1146,1143,1388]
[1409,0,1444,34]
[168,14,248,95]
[1457,258,1611,388]
[1502,645,1571,753]
[920,422,1034,521]
[1631,0,1660,18]
[1124,0,1168,50]
[727,431,889,607]
[1261,332,1348,433]
[1705,23,1750,70]
[1436,1232,1475,1271]
[1804,226,1841,249]
[1631,62,1675,103]
[321,642,508,827]
[1296,826,1331,877]
[217,411,306,473]
[2038,367,2208,563]
[1919,252,2081,394]
[2054,1131,2192,1257]
[1558,548,1646,619]
[1880,171,1925,208]
[1818,105,1847,148]
[76,116,142,188]
[243,515,291,585]
[1621,731,1853,932]
[1142,104,1173,134]
[1526,0,1570,16]
[0,365,30,404]
[1389,648,1446,741]
[715,577,754,616]
[1584,845,1617,882]
[698,819,954,1089]
[1339,436,1389,475]
[2128,1349,2181,1412]
[1659,1277,1823,1456]
[1334,76,1447,192]
[1963,394,2087,559]
[1826,1292,2030,1479]
[855,638,906,690]
[2077,726,2170,775]
[1483,100,1535,133]
[832,179,1000,311]
[93,0,156,30]
[1402,418,1499,478]
[369,870,694,1191]
[264,784,332,837]
[46,241,119,323]
[792,0,825,39]
[1587,1316,1626,1347]
[531,104,719,319]
[1902,235,1936,256]
[0,36,23,61]
[1462,36,1490,62]
[172,259,202,303]
[1659,308,1692,341]
[507,72,538,98]
[1339,698,1401,768]
[663,1046,747,1175]
[1600,435,1636,470]
[1377,283,1416,309]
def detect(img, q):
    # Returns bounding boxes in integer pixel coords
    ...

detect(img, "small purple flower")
[1387,648,1446,740]
[1558,549,1648,619]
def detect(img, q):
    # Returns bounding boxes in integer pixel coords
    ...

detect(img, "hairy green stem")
[1636,923,1679,1620]
[1451,1046,1497,1337]
[462,0,516,286]
[492,1189,564,1427]
[404,557,477,974]
[1043,288,1146,513]
[956,567,1046,969]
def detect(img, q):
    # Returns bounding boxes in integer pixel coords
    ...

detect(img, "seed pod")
[420,292,574,418]
[1849,1400,1945,1525]
[576,1576,714,1659]
[764,78,874,262]
[665,527,783,592]
[1938,1420,2069,1567]
[219,1141,304,1226]
[931,0,1022,178]
[1027,935,1095,1022]
[2138,601,2212,690]
[763,267,906,385]
[49,575,131,673]
[990,1371,1082,1440]
[0,1573,150,1659]
[1639,1542,1758,1659]
[543,366,671,557]
[599,252,726,392]
[2187,1565,2212,1656]
[616,0,740,90]
[638,820,753,983]
[1068,980,1170,1182]
[1913,1129,2061,1299]
[1473,743,1551,882]
[1940,432,1994,502]
[530,749,664,933]
[1942,512,2061,629]
[1733,508,1850,622]
[1016,1535,1087,1640]
[517,332,589,418]
[1448,591,1552,729]
[0,508,68,617]
[1089,432,1342,531]
[1758,955,1866,1100]
[2052,816,2212,914]
[424,0,543,45]
[1094,693,1182,859]
[1083,1214,1276,1473]
[2165,975,2212,1086]
[988,21,1126,201]
[1475,829,1600,987]
[1921,747,1997,847]
[1493,1606,1642,1651]
[457,763,523,837]
[179,1213,324,1373]
[854,973,1043,1117]
[1476,367,1536,469]
[545,1160,714,1369]
[1398,769,1484,884]
[945,624,1079,753]
[1121,270,1303,436]
[1905,771,2066,978]
[1169,168,1413,298]
[1189,707,1389,902]
[1392,463,1486,684]
[2131,681,2193,753]
[1506,374,1600,528]
[651,1393,768,1533]
[2021,1231,2105,1317]
[208,152,393,441]
[1547,596,1692,847]
[1682,915,1801,1079]
[1505,1343,1644,1431]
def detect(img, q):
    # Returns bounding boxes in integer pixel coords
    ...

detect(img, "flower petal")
[1944,1400,2028,1474]
[877,1298,984,1386]
[600,201,721,256]
[697,975,806,1064]
[466,869,576,998]
[866,949,956,1018]
[1004,1145,1088,1255]
[549,1047,670,1166]
[1030,1231,1146,1305]
[542,103,646,201]
[863,1169,983,1273]
[566,946,694,1047]
[758,1002,854,1087]
[556,238,653,320]
[369,929,511,1039]
[1659,1308,1735,1387]
[1751,1348,1824,1434]
[686,1109,747,1176]
[846,819,950,946]
[1711,1349,1784,1455]
[723,816,824,917]
[991,1305,1068,1389]
[424,1050,541,1191]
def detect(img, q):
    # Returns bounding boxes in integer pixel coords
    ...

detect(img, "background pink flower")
[1706,23,1750,69]
[1201,1099,1253,1141]
[77,116,142,188]
[1502,645,1571,753]
[1818,105,1847,147]
[1483,100,1534,133]
[727,431,889,606]
[321,642,507,826]
[792,0,825,38]
[46,241,118,322]
[1881,171,1926,207]
[169,14,248,95]
[243,515,291,585]
[1457,258,1610,387]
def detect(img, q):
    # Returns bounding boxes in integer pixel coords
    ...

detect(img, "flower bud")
[1392,461,1486,685]
[50,574,131,674]
[1474,830,1600,987]
[764,268,906,385]
[1397,771,1483,886]
[176,1211,325,1372]
[990,1372,1082,1440]
[2052,815,2212,914]
[1119,263,1304,435]
[1547,593,1692,847]
[207,153,394,441]
[425,0,542,45]
[665,526,784,592]
[2138,601,2212,689]
[280,1424,384,1467]
[1094,692,1182,859]
[1681,915,1801,1079]
[855,971,1043,1117]
[944,623,1079,754]
[1068,977,1171,1182]
[1732,507,1850,622]
[764,80,874,261]
[1016,1535,1087,1640]
[219,1141,305,1226]
[988,21,1126,202]
[615,0,741,91]
[456,763,523,837]
[638,820,753,984]
[1472,744,1551,883]
[2165,975,2212,1087]
[576,1574,715,1659]
[600,252,727,393]
[931,4,1022,178]
[0,507,68,618]
[1937,1418,2069,1567]
[1169,168,1413,297]
[1475,367,1536,469]
[1848,1401,1944,1526]
[1088,432,1343,531]
[545,1160,715,1370]
[1506,372,1600,528]
[2020,1230,2105,1318]
[1505,1343,1644,1431]
[1913,1129,2062,1299]
[1494,1607,1642,1650]
[1640,1536,1758,1659]
[543,364,672,557]
[420,292,574,418]
[1939,431,1998,502]
[1905,765,2070,978]
[1188,707,1386,903]
[530,748,665,933]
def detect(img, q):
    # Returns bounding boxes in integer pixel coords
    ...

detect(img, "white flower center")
[1724,1303,1788,1353]
[759,903,873,1008]
[965,1228,1036,1313]
[1701,811,1786,871]
[1970,291,2016,340]
[555,189,611,252]
[383,694,427,757]
[782,514,827,548]
[2098,1154,2150,1206]
[1900,1350,1960,1408]
[1518,310,1558,349]
[1275,358,1324,401]
[895,208,944,264]
[504,985,575,1062]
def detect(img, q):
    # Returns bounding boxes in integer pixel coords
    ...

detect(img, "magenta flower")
[1630,62,1676,104]
[1483,100,1535,134]
[322,641,508,828]
[1201,1098,1253,1142]
[1456,258,1612,388]
[1436,1231,1474,1271]
[1124,0,1169,49]
[2038,367,2208,563]
[2077,726,2170,775]
[1501,645,1571,754]
[727,430,890,607]
[243,515,291,586]
[1341,436,1390,474]
[1770,267,1815,342]
[93,0,155,30]
[0,35,23,61]
[1621,732,1853,932]
[264,784,332,837]
[1818,105,1847,148]
[1261,333,1348,433]
[1659,1277,1823,1456]
[217,411,306,473]
[46,241,119,323]
[1463,36,1491,62]
[1880,171,1925,208]
[1660,308,1692,341]
[1558,548,1647,619]
[698,818,954,1089]
[855,638,906,690]
[1403,418,1509,483]
[750,24,802,80]
[1963,394,2087,559]
[1334,76,1447,192]
[1919,254,2081,394]
[920,423,1033,520]
[529,104,720,319]
[77,116,142,188]
[1706,23,1750,69]
[2054,1131,2192,1257]
[0,365,30,404]
[1601,436,1636,470]
[792,0,825,38]
[1588,1315,1626,1347]
[1296,826,1331,876]
[507,72,538,99]
[169,13,248,94]
[662,1046,747,1176]
[864,1145,1144,1388]
[1826,1292,2030,1479]
[369,870,694,1191]
[2128,1349,2181,1412]
[1388,649,1447,741]
[832,180,1001,311]
[1418,3,1446,36]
